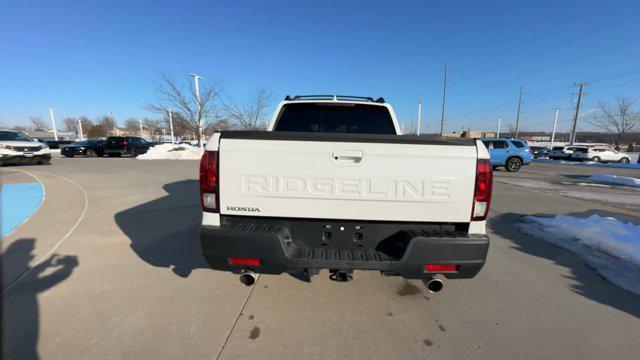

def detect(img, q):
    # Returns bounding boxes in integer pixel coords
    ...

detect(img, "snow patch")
[587,174,640,188]
[533,158,640,169]
[136,143,204,160]
[517,214,640,295]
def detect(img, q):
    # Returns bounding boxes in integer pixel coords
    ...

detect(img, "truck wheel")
[620,157,630,164]
[86,149,96,157]
[506,157,522,172]
[590,156,601,163]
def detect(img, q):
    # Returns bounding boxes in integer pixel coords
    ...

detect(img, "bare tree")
[97,115,117,133]
[214,118,236,131]
[78,117,94,137]
[590,96,640,148]
[124,118,140,134]
[164,111,187,138]
[88,124,106,138]
[62,117,77,132]
[146,72,223,147]
[28,116,48,131]
[142,118,162,142]
[223,88,272,130]
[12,125,28,131]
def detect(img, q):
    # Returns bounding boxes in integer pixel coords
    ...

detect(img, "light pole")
[48,108,58,141]
[550,107,560,149]
[496,117,502,138]
[166,109,175,144]
[514,85,524,138]
[190,73,203,147]
[77,118,84,141]
[417,101,422,135]
[139,119,143,136]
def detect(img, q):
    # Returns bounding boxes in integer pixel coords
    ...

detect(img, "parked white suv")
[548,145,583,160]
[571,147,631,163]
[0,130,51,165]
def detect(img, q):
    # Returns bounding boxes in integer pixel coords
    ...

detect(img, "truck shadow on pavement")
[114,179,207,278]
[2,238,79,360]
[489,210,640,318]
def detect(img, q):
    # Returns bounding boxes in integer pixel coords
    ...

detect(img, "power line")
[473,37,640,92]
[453,0,615,75]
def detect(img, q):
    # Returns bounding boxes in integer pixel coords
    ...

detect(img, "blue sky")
[1,0,638,133]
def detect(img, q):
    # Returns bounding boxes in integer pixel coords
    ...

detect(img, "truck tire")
[86,149,96,157]
[505,157,522,172]
[590,156,601,162]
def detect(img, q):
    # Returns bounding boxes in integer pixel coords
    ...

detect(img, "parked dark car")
[529,146,549,159]
[61,139,105,157]
[104,136,153,157]
[40,139,74,149]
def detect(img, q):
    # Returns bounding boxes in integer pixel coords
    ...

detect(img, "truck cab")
[200,95,492,292]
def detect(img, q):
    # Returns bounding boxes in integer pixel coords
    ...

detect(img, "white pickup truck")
[200,95,492,293]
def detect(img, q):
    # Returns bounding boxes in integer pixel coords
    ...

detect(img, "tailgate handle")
[332,150,364,164]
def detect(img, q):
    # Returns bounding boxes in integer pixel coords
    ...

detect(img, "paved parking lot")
[2,157,639,359]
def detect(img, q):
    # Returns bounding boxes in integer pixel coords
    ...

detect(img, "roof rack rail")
[283,95,385,103]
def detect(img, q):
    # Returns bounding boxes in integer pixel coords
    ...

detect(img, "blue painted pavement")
[1,183,43,237]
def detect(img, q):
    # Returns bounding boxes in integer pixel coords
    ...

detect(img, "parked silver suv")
[0,130,52,165]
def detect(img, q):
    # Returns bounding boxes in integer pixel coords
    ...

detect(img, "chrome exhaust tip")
[423,276,444,293]
[239,270,257,286]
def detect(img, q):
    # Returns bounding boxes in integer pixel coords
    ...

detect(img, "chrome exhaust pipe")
[423,276,444,293]
[239,270,257,286]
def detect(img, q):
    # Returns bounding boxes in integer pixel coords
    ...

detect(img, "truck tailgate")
[218,133,477,223]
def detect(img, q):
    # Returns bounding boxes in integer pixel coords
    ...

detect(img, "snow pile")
[136,143,204,160]
[587,175,640,188]
[517,214,640,295]
[533,158,640,169]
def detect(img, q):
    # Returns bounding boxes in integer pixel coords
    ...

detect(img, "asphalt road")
[494,161,640,212]
[2,158,639,359]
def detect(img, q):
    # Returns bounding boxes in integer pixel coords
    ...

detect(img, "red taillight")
[199,150,219,212]
[229,257,260,266]
[425,264,458,273]
[471,159,493,221]
[123,141,128,146]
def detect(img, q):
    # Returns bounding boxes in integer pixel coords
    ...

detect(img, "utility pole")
[77,118,84,141]
[48,108,58,141]
[550,107,560,149]
[167,109,175,144]
[514,85,524,138]
[190,73,203,147]
[139,119,143,136]
[417,101,422,135]
[496,117,502,138]
[569,83,590,145]
[439,64,448,136]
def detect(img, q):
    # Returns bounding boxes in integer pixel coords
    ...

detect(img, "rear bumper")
[0,153,51,164]
[201,219,489,280]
